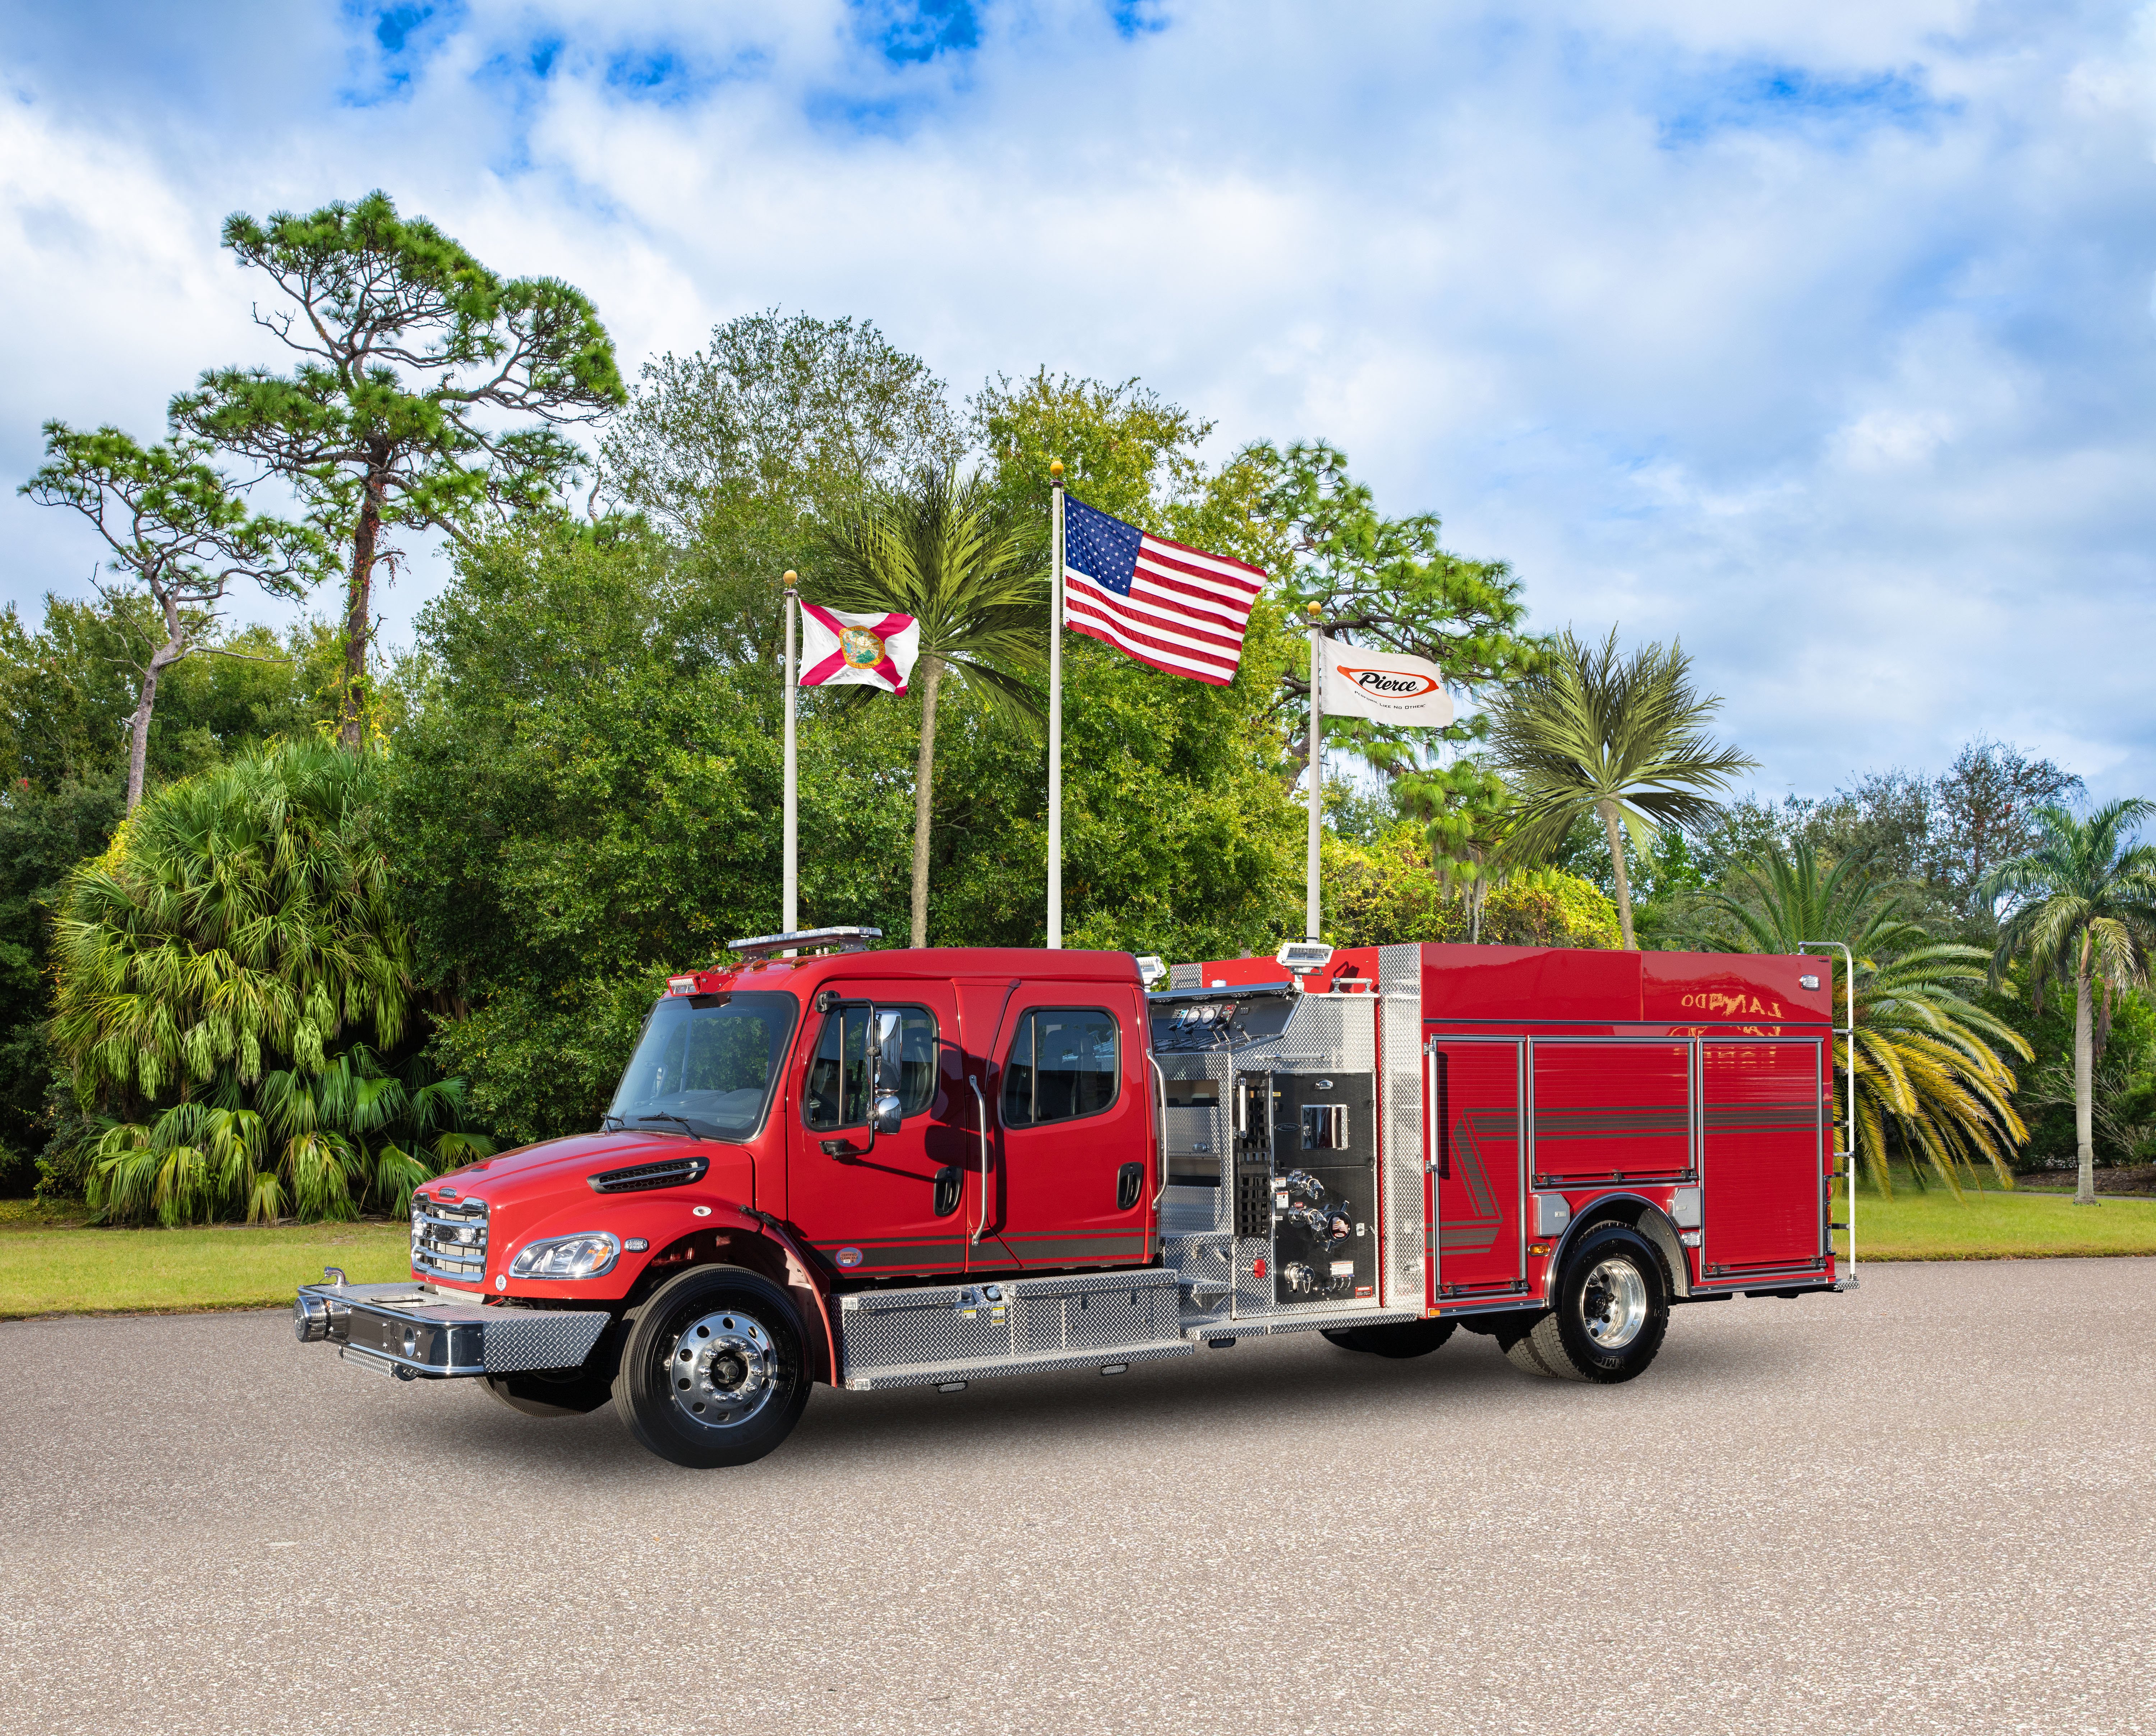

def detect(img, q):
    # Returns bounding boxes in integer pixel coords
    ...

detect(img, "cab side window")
[803,1005,938,1130]
[1000,1008,1119,1128]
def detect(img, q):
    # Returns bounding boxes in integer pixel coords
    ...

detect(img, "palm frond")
[1710,839,2030,1192]
[49,739,482,1224]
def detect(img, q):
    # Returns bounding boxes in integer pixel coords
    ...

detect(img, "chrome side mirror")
[870,1008,907,1135]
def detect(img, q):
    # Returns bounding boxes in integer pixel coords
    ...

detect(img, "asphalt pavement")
[2,1259,2152,1736]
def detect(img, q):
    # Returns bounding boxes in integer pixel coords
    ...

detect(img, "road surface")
[2,1259,2151,1735]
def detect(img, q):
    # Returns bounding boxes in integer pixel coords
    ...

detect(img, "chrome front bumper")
[294,1279,611,1382]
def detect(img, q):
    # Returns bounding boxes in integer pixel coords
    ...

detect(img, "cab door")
[979,987,1154,1272]
[784,978,972,1278]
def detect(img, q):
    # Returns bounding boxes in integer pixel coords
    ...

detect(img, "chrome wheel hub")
[1578,1257,1648,1351]
[668,1310,778,1429]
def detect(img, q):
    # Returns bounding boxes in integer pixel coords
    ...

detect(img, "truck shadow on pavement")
[405,1320,1809,1483]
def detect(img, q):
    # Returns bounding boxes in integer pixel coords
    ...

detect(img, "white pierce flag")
[1318,639,1454,727]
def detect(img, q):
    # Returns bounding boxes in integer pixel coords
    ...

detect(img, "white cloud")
[3,0,2155,806]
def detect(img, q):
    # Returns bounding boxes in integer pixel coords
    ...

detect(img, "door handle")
[821,1138,868,1160]
[968,1075,990,1246]
[1116,1162,1144,1212]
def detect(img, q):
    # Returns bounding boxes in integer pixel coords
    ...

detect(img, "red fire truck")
[293,928,1852,1468]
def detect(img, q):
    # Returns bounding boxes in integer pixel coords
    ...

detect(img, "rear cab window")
[1001,1008,1119,1127]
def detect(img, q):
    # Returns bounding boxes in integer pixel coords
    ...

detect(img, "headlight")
[508,1233,622,1281]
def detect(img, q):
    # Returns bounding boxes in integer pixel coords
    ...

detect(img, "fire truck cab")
[293,928,1848,1468]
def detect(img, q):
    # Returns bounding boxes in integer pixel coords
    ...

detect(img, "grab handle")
[968,1075,991,1246]
[1147,1054,1169,1207]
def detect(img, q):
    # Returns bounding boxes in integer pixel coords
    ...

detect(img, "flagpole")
[1306,601,1323,944]
[783,570,799,946]
[1047,460,1065,950]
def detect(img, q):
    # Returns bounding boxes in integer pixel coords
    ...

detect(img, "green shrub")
[50,739,486,1223]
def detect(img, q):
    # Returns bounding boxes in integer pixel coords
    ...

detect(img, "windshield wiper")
[627,1113,697,1137]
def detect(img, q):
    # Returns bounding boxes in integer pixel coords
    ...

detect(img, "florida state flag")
[798,605,920,694]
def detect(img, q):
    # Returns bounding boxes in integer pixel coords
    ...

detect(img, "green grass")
[1841,1169,2156,1262]
[4,1166,2153,1318]
[0,1206,413,1318]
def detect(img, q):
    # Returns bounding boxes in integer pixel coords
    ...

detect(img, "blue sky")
[4,0,2155,804]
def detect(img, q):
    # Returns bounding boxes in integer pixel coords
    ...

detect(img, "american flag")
[1061,495,1265,685]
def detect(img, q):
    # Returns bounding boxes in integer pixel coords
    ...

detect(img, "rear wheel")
[612,1266,811,1468]
[1510,1223,1669,1384]
[1322,1319,1457,1358]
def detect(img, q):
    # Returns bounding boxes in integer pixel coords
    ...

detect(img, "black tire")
[1497,1314,1564,1378]
[1323,1319,1457,1358]
[1515,1222,1669,1384]
[612,1266,811,1468]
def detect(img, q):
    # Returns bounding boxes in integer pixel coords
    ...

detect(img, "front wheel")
[612,1266,811,1468]
[1509,1223,1669,1384]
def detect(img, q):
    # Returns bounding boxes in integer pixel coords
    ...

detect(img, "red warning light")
[1252,1257,1267,1278]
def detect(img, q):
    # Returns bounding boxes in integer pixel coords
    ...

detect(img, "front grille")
[412,1195,489,1282]
[588,1156,709,1194]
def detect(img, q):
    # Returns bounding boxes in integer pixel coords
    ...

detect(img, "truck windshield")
[606,991,799,1142]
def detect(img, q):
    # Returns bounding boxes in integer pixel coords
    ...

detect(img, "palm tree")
[1981,801,2156,1205]
[51,738,488,1223]
[817,467,1047,947]
[1703,841,2031,1197]
[1485,627,1754,947]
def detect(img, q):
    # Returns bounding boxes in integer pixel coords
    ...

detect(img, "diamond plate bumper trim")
[295,1281,610,1380]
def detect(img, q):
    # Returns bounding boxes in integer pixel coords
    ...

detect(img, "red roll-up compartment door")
[1529,1040,1692,1187]
[1701,1039,1824,1277]
[1429,1037,1527,1303]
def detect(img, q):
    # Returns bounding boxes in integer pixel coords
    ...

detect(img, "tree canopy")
[816,467,1047,946]
[171,189,625,745]
[1982,801,2156,1203]
[1488,627,1755,948]
[20,423,321,808]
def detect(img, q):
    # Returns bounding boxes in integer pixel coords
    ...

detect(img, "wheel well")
[624,1229,834,1385]
[1559,1197,1692,1299]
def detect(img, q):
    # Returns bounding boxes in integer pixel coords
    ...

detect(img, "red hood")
[420,1130,729,1211]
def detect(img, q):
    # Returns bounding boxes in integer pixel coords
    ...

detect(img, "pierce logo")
[1339,666,1441,697]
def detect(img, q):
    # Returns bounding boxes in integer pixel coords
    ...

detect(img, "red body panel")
[1178,943,1838,1307]
[1530,1041,1691,1186]
[1700,1039,1826,1276]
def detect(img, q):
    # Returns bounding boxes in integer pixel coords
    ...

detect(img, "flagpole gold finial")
[1049,460,1064,482]
[1307,602,1322,623]
[783,570,797,589]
